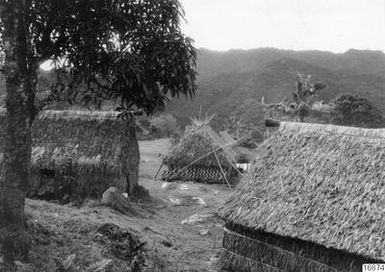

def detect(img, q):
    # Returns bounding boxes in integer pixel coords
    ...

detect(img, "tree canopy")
[1,0,197,115]
[0,0,197,262]
[331,93,385,128]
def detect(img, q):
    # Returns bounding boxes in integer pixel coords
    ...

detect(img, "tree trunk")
[0,0,32,262]
[126,115,140,195]
[298,103,306,123]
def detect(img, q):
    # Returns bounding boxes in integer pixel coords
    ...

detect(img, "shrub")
[331,93,385,128]
[149,114,178,138]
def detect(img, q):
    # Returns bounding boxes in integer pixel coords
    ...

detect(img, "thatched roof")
[220,121,385,261]
[163,123,236,170]
[0,109,138,196]
[207,128,239,160]
[31,110,129,174]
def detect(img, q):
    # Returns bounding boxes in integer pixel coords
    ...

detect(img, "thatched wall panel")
[221,249,283,272]
[221,223,375,272]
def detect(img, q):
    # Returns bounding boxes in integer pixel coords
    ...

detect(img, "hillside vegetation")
[165,48,385,129]
[1,48,384,130]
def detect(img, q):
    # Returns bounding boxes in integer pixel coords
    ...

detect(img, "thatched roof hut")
[219,122,385,271]
[162,122,238,183]
[0,110,139,199]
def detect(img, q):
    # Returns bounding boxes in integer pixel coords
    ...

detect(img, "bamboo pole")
[154,162,164,180]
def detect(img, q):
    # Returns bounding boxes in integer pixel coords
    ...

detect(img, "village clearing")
[19,139,231,272]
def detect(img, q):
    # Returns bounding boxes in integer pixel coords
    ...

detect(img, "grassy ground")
[1,138,232,271]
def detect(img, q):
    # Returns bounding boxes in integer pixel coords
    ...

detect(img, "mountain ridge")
[197,47,385,79]
[166,47,385,128]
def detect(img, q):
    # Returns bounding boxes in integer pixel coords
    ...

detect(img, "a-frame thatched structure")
[219,121,385,271]
[162,119,239,184]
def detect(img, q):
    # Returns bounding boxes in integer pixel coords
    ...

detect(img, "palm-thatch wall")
[0,110,139,199]
[162,124,238,183]
[219,122,385,271]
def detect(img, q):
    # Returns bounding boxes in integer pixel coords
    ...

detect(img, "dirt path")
[14,138,233,271]
[25,178,230,271]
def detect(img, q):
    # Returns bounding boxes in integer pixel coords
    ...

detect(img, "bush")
[331,93,385,128]
[149,114,179,138]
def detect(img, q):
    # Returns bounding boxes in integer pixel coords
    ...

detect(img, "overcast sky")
[179,0,385,53]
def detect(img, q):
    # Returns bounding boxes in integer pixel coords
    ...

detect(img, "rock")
[169,197,182,206]
[161,182,176,190]
[192,197,206,205]
[177,184,189,190]
[101,187,137,215]
[168,196,206,206]
[181,212,222,226]
[199,229,210,236]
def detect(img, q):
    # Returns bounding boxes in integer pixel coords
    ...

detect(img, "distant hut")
[162,119,238,184]
[0,110,140,199]
[219,122,385,271]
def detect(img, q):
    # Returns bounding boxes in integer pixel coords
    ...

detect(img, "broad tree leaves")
[21,0,198,115]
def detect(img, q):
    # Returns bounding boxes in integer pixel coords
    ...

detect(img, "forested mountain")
[1,48,384,130]
[197,48,385,79]
[166,48,385,129]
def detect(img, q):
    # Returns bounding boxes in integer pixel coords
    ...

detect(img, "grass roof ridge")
[39,110,121,121]
[280,121,385,139]
[0,108,121,121]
